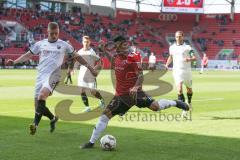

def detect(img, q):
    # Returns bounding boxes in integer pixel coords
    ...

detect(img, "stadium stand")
[1,5,240,68]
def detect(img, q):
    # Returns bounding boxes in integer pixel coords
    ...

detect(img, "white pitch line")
[192,98,224,102]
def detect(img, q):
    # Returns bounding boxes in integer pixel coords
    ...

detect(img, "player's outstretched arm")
[165,55,173,68]
[73,52,98,76]
[13,51,32,65]
[94,59,103,75]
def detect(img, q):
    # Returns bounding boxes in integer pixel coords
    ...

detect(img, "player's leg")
[34,97,43,124]
[37,87,58,132]
[90,82,105,108]
[68,70,72,84]
[33,75,59,134]
[91,89,105,108]
[149,99,189,111]
[80,88,91,112]
[30,97,42,135]
[81,96,132,149]
[177,81,185,102]
[181,80,193,119]
[82,108,113,148]
[78,79,91,112]
[65,75,68,84]
[186,87,193,105]
[205,65,208,72]
[200,64,204,74]
[135,91,189,112]
[65,71,70,84]
[184,79,193,106]
[174,73,185,102]
[30,82,42,135]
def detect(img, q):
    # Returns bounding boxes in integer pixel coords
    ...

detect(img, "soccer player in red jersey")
[81,36,190,149]
[200,53,208,74]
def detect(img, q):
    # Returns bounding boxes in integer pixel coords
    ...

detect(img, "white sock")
[157,99,177,111]
[89,114,109,144]
[201,67,204,73]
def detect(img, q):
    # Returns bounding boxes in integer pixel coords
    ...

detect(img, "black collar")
[48,39,58,43]
[176,43,184,46]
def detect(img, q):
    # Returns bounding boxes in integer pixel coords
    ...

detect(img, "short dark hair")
[48,22,59,30]
[113,35,126,43]
[82,36,90,41]
[175,31,184,36]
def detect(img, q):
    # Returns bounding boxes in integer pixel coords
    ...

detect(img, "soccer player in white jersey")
[13,22,97,135]
[165,31,196,117]
[77,36,105,112]
[148,52,156,72]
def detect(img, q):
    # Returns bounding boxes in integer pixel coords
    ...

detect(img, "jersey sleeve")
[127,53,142,72]
[127,53,141,64]
[29,41,41,55]
[92,49,100,61]
[65,42,75,55]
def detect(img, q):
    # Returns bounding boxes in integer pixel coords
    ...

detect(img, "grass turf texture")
[0,69,240,160]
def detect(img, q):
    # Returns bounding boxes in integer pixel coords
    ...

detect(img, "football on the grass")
[100,134,116,151]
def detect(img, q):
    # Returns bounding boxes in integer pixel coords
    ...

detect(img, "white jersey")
[77,47,100,83]
[30,39,74,97]
[169,43,193,72]
[30,39,74,76]
[149,55,156,64]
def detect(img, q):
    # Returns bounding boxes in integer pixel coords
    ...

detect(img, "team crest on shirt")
[57,45,61,49]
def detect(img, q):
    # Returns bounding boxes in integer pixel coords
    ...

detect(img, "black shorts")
[106,91,154,116]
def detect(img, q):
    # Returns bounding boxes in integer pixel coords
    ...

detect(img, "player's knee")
[178,91,183,95]
[187,88,192,93]
[38,93,48,100]
[149,101,159,111]
[90,89,97,95]
[102,108,113,119]
[178,87,183,94]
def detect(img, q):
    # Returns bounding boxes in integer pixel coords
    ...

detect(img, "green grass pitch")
[0,69,240,160]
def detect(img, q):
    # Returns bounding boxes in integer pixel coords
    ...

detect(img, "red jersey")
[114,52,142,96]
[202,57,208,66]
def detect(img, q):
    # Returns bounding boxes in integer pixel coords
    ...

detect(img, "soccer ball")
[100,134,117,151]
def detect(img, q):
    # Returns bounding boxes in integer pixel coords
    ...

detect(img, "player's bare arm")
[94,59,103,75]
[165,55,173,68]
[13,51,32,65]
[73,52,98,76]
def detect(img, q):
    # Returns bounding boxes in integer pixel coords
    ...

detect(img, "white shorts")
[35,72,60,98]
[173,71,192,88]
[78,79,97,89]
[149,63,156,68]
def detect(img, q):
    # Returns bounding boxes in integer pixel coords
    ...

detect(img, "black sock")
[94,91,103,100]
[65,78,68,84]
[34,100,45,126]
[178,94,185,102]
[187,93,193,104]
[81,93,89,106]
[37,100,54,120]
[68,75,72,83]
[33,112,42,126]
